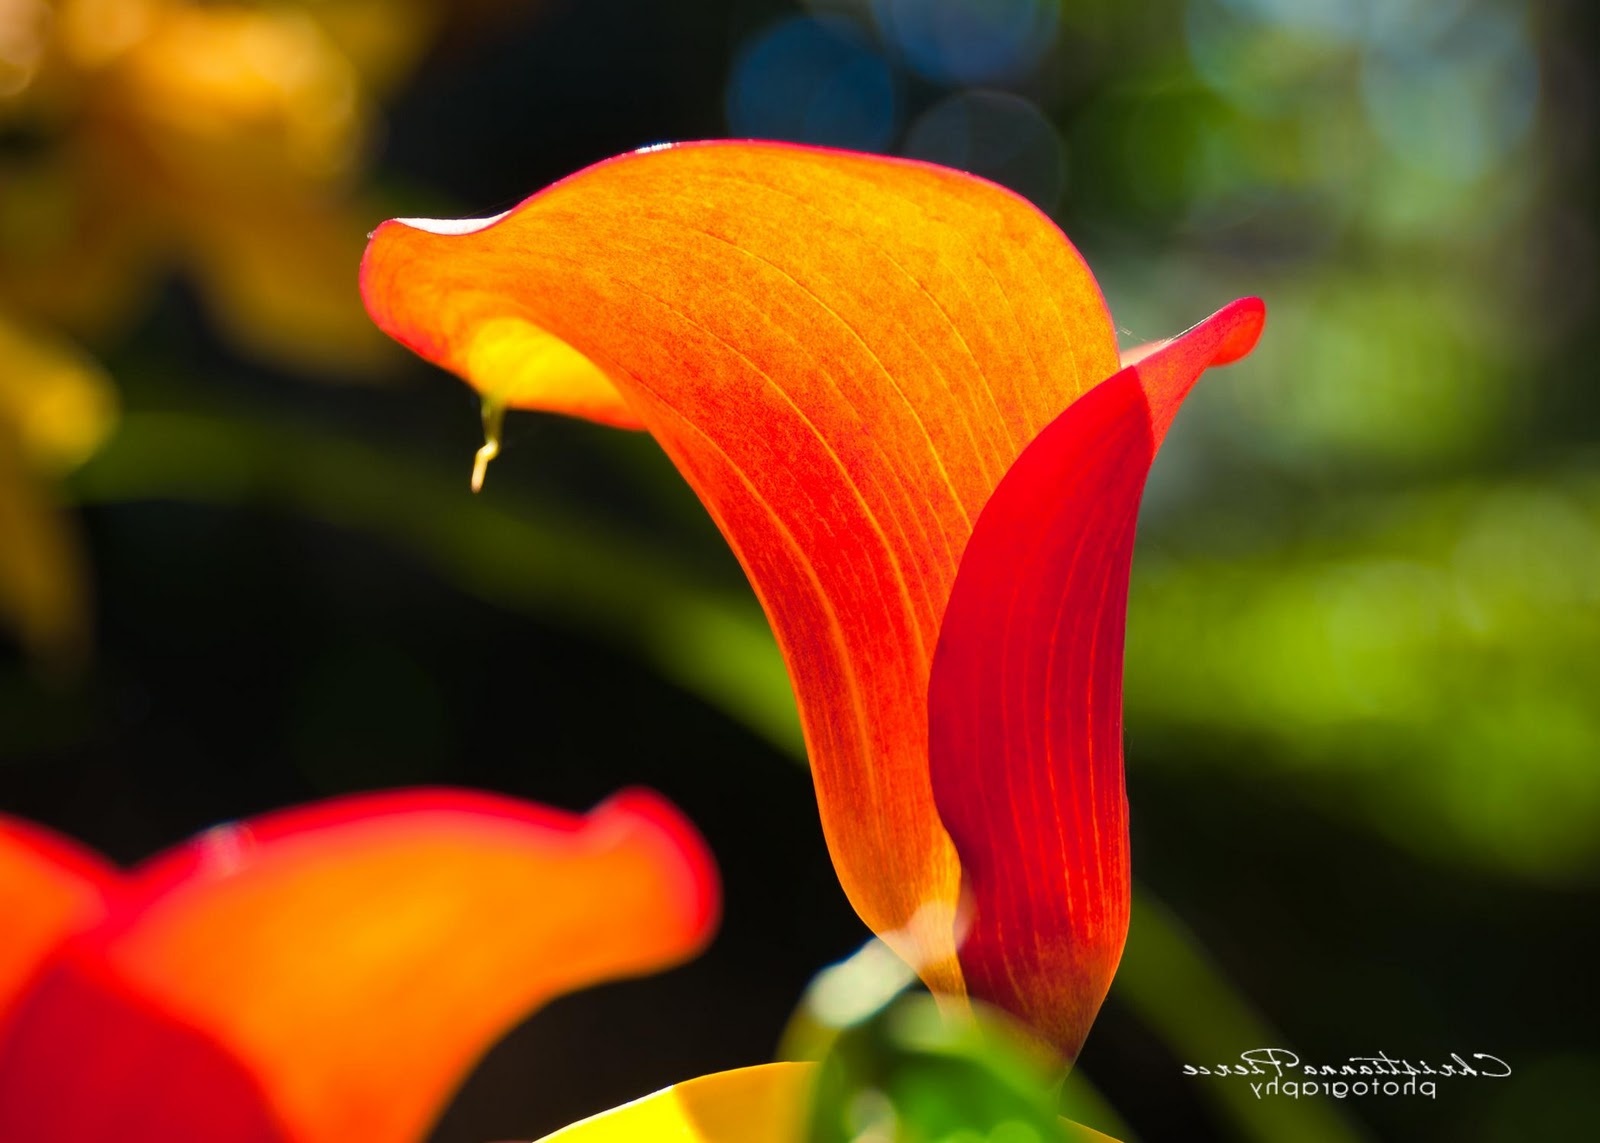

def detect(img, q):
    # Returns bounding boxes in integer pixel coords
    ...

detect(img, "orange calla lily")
[0,787,718,1141]
[361,140,1264,1058]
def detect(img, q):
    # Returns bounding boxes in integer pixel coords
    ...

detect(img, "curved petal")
[0,788,719,1143]
[928,301,1264,1056]
[529,1062,1123,1143]
[536,1063,814,1143]
[361,141,1121,982]
[0,817,118,1028]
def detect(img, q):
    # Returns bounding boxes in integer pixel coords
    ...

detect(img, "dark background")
[2,1,1597,1140]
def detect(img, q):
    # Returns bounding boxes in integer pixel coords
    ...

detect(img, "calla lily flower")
[362,139,1264,1059]
[0,788,717,1141]
[361,140,1264,1064]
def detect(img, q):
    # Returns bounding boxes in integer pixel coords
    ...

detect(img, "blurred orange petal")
[0,817,116,1028]
[0,788,719,1143]
[361,140,1122,984]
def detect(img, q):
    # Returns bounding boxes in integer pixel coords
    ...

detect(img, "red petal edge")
[0,818,119,1030]
[928,299,1263,1056]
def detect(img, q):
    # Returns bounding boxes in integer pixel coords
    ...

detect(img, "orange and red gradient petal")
[0,788,718,1143]
[362,141,1122,982]
[928,301,1264,1057]
[0,818,118,1028]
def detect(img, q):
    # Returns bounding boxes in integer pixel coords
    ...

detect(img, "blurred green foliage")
[1065,0,1598,892]
[1130,473,1600,880]
[806,996,1070,1143]
[783,938,1100,1143]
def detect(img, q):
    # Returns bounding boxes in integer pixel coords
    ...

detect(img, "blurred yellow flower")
[0,315,114,665]
[0,0,465,371]
[0,0,522,660]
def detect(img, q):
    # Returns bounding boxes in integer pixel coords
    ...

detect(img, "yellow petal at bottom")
[531,1062,1122,1143]
[535,1063,813,1143]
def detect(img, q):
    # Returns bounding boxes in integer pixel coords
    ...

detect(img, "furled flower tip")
[0,788,718,1141]
[361,141,1264,1059]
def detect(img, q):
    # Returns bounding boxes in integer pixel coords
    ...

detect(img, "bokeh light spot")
[1361,4,1539,182]
[871,0,1057,86]
[1216,0,1365,42]
[725,16,897,152]
[902,90,1065,211]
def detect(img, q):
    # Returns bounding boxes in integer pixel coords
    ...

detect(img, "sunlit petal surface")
[0,788,718,1143]
[362,140,1121,984]
[929,300,1264,1056]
